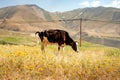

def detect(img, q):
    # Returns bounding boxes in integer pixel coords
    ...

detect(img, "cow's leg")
[41,42,48,52]
[58,46,64,51]
[58,42,65,52]
[61,43,65,52]
[41,37,48,52]
[41,42,45,52]
[58,46,60,51]
[58,46,63,54]
[58,42,61,51]
[60,46,64,52]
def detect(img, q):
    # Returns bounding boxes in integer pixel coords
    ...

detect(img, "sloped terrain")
[0,5,65,32]
[57,7,120,37]
[0,5,120,37]
[0,5,120,48]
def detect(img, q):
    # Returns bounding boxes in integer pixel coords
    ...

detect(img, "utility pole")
[80,18,82,47]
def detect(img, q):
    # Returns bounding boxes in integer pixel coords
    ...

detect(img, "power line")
[0,18,120,24]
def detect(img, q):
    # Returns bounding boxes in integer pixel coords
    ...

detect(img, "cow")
[35,29,78,52]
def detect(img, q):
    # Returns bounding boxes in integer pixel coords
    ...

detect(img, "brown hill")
[0,5,65,33]
[57,7,120,37]
[0,5,120,38]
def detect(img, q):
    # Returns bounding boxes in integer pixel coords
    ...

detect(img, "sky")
[0,0,120,12]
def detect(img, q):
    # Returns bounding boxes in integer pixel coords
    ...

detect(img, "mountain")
[0,5,120,38]
[57,7,120,37]
[0,5,65,32]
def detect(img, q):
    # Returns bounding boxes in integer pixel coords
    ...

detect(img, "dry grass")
[0,44,120,80]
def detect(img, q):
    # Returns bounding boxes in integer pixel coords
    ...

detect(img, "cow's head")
[71,41,79,52]
[35,31,44,42]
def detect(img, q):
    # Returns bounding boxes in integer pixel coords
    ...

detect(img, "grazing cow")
[35,29,78,52]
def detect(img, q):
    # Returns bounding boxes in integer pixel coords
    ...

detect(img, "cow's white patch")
[76,42,79,52]
[35,34,40,45]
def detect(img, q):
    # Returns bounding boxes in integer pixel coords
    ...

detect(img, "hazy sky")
[0,0,120,12]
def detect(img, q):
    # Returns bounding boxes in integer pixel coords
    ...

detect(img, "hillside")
[0,5,120,37]
[0,5,120,48]
[57,7,120,37]
[0,5,65,32]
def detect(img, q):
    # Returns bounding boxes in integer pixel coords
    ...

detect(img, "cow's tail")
[35,31,40,46]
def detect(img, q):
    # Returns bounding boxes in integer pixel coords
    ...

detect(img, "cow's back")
[44,29,65,43]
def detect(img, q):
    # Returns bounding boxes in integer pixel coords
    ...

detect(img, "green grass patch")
[2,36,21,43]
[105,48,120,57]
[0,35,36,45]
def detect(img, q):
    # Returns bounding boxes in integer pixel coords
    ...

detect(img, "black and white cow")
[35,29,78,52]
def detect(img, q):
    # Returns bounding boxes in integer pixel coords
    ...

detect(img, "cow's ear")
[35,31,40,35]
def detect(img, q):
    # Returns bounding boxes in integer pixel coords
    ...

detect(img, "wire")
[0,18,120,24]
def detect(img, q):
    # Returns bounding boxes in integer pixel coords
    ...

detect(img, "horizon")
[0,4,120,13]
[0,0,120,12]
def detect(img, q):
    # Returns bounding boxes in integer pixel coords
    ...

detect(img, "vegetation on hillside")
[0,29,36,45]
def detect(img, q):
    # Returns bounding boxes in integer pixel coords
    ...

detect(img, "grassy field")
[0,29,120,80]
[0,29,36,45]
[0,43,120,80]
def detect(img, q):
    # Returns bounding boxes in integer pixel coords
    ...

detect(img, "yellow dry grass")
[0,44,120,80]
